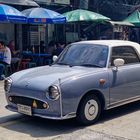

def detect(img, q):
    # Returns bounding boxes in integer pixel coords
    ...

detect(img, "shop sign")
[34,18,46,23]
[113,25,123,32]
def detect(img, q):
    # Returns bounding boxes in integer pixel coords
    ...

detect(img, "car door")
[108,45,140,105]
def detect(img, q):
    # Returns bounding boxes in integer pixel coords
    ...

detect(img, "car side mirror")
[112,58,125,71]
[114,58,125,67]
[53,55,58,62]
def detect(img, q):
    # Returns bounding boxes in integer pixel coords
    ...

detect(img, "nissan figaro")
[4,40,140,125]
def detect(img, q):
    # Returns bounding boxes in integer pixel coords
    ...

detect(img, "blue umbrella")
[22,8,66,24]
[0,4,27,23]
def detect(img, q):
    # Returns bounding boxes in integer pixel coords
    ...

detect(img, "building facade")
[0,0,138,52]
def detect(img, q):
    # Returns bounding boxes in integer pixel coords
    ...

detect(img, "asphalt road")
[0,81,140,140]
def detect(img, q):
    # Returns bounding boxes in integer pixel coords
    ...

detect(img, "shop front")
[0,0,38,50]
[32,0,70,45]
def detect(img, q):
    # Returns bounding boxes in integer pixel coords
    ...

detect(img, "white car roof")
[73,40,140,54]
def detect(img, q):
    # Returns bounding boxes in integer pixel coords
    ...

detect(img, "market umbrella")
[0,4,27,23]
[124,10,140,26]
[22,8,66,24]
[63,9,110,42]
[63,9,110,22]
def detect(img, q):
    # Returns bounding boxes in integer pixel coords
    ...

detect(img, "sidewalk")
[0,81,4,92]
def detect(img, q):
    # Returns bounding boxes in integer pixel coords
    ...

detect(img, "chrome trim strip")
[107,96,140,109]
[58,78,63,118]
[34,112,76,120]
[6,105,76,120]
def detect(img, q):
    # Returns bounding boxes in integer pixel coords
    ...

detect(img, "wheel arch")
[77,90,105,113]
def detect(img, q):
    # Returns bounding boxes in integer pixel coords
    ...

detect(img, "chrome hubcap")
[84,99,98,121]
[88,105,95,115]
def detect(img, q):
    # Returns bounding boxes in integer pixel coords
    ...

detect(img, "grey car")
[4,40,140,125]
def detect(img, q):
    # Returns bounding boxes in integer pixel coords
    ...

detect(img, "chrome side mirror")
[53,55,58,62]
[113,58,125,71]
[114,58,125,67]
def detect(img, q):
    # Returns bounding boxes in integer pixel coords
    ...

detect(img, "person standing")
[8,40,20,71]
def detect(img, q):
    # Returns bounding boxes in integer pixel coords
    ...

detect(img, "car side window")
[110,46,140,66]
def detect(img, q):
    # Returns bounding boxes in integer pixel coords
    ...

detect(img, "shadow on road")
[1,101,140,138]
[0,114,23,124]
[99,100,140,123]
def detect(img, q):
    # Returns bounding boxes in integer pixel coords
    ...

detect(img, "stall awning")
[0,0,39,7]
[22,7,66,24]
[124,10,140,27]
[108,21,134,26]
[0,4,27,23]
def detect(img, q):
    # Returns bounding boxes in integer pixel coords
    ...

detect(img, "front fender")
[60,71,110,116]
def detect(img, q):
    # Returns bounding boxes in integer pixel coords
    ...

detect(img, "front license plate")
[17,104,32,116]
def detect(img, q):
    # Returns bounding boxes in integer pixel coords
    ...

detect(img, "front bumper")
[5,83,77,120]
[6,105,76,120]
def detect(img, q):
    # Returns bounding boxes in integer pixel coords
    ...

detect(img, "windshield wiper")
[80,64,103,68]
[56,62,103,67]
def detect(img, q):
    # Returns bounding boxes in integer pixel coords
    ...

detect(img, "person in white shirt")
[0,41,11,65]
[0,41,11,80]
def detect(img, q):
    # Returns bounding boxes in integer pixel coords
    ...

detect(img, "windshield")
[55,44,109,68]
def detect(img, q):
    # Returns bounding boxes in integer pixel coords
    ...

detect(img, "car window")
[110,46,140,66]
[55,44,109,67]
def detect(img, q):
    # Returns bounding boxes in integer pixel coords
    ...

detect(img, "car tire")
[77,94,101,125]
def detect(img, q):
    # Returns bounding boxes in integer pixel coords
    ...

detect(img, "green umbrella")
[124,10,140,26]
[63,9,110,22]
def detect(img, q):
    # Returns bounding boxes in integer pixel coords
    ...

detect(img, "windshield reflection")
[54,44,109,68]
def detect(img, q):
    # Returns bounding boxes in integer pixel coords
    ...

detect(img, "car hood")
[11,65,105,91]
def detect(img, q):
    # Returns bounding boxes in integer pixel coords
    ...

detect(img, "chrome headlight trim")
[4,77,12,93]
[47,85,60,100]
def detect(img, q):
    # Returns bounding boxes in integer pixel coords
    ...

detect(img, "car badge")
[33,100,37,108]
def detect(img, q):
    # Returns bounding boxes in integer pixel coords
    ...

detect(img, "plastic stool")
[19,59,31,70]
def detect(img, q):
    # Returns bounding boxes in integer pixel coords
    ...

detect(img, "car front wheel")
[77,94,101,125]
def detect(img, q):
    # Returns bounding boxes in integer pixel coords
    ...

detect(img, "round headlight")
[48,85,60,100]
[4,77,12,92]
